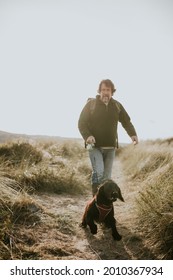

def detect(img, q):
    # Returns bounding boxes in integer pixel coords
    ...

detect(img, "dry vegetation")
[0,137,173,260]
[0,139,91,259]
[118,138,173,259]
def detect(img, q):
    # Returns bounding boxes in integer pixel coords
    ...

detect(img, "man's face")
[99,83,112,104]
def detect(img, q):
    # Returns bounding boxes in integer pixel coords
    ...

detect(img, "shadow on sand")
[81,222,157,260]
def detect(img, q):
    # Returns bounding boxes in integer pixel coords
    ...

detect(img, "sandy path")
[33,158,157,260]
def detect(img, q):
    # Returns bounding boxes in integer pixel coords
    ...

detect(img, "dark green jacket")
[78,95,137,147]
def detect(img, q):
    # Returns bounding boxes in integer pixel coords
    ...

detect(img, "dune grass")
[0,139,91,259]
[1,137,172,259]
[0,141,42,166]
[0,140,90,194]
[0,175,42,259]
[119,139,173,259]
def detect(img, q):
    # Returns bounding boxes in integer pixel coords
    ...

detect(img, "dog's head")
[97,179,124,203]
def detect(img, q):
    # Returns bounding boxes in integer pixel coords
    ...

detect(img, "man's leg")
[103,148,115,180]
[88,148,104,195]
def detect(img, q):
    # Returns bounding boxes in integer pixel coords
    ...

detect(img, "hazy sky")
[0,0,173,143]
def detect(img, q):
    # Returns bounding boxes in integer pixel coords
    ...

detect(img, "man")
[78,79,138,196]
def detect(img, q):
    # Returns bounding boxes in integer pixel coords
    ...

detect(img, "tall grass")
[0,140,90,194]
[119,140,173,259]
[0,175,42,259]
[0,139,91,259]
[0,142,42,166]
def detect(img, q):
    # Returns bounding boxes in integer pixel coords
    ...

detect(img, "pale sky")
[0,0,173,143]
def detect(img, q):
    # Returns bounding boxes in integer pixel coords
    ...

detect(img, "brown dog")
[81,179,124,240]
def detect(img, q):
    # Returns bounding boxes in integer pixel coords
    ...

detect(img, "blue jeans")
[88,147,115,185]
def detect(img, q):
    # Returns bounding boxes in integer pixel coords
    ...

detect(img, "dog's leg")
[81,219,87,228]
[81,205,88,228]
[82,218,97,234]
[105,216,122,241]
[87,218,98,234]
[111,219,122,241]
[81,198,99,234]
[81,208,97,234]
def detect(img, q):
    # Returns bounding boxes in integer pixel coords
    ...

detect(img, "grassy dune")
[0,139,90,259]
[0,138,173,259]
[119,138,173,259]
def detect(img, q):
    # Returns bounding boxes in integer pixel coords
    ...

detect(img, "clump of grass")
[136,163,173,259]
[55,213,75,234]
[0,176,42,259]
[48,140,86,159]
[77,161,91,176]
[133,152,171,179]
[119,142,171,180]
[12,195,41,225]
[18,164,90,194]
[147,138,173,146]
[0,139,90,195]
[0,142,42,167]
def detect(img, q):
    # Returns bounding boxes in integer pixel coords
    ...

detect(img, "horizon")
[0,128,172,144]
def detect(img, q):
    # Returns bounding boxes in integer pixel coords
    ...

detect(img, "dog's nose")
[111,192,118,201]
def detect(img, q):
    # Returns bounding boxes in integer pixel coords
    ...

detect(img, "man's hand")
[131,135,138,145]
[86,136,96,144]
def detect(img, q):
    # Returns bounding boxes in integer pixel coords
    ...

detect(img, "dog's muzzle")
[110,192,118,202]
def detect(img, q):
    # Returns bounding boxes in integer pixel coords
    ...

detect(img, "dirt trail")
[33,158,156,260]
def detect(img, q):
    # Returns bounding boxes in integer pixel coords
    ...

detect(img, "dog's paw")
[79,222,87,228]
[112,233,122,241]
[90,224,97,235]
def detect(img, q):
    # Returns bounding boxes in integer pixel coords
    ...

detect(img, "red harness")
[83,197,113,223]
[95,201,113,222]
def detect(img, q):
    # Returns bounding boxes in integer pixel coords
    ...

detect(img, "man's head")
[97,79,116,104]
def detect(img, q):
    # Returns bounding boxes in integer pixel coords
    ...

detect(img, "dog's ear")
[118,188,125,202]
[97,185,104,196]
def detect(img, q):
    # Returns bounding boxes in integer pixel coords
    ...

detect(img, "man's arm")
[78,101,94,141]
[118,103,138,144]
